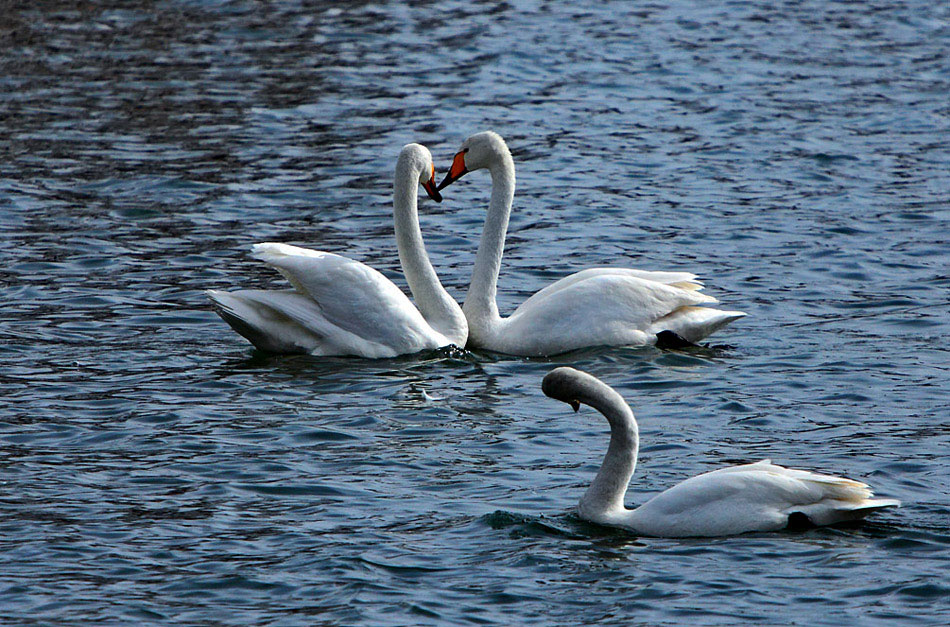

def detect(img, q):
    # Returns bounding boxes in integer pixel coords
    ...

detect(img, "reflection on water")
[2,0,949,624]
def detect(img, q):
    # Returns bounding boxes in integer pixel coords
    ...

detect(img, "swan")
[206,144,467,358]
[541,367,900,537]
[436,131,745,356]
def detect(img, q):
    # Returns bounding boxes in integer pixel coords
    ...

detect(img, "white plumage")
[436,132,745,356]
[541,367,900,537]
[207,145,467,358]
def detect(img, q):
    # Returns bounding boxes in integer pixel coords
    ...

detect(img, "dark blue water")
[2,1,949,624]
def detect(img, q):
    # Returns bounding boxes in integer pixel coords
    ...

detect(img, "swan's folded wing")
[632,460,897,536]
[250,243,438,350]
[510,273,716,333]
[519,267,712,312]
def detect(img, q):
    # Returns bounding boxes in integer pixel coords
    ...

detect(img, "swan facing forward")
[541,367,899,537]
[437,131,745,356]
[207,144,467,358]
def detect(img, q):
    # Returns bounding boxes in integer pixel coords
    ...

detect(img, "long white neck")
[579,382,639,521]
[462,150,516,339]
[393,158,467,346]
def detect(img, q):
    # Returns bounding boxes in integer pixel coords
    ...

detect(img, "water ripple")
[1,0,949,624]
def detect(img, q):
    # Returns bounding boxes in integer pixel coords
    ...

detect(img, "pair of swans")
[208,132,744,358]
[542,367,900,537]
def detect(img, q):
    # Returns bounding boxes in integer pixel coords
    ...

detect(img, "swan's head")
[541,367,593,413]
[544,368,637,434]
[399,143,443,203]
[437,131,510,191]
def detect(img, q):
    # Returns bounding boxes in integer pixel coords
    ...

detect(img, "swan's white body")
[438,132,745,356]
[207,144,467,358]
[541,368,900,537]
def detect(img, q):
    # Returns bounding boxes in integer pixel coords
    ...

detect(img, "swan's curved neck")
[393,160,467,346]
[580,382,639,519]
[462,152,516,337]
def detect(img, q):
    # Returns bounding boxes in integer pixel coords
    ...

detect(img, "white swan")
[206,144,467,358]
[541,367,900,537]
[436,131,745,356]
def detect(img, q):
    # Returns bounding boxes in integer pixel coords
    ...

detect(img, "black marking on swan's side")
[786,512,816,531]
[655,330,695,349]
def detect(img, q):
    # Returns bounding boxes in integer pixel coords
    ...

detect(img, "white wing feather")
[209,243,448,357]
[519,267,711,310]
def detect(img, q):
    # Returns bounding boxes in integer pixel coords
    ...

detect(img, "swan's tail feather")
[856,498,902,510]
[793,497,901,526]
[207,289,320,354]
[765,461,901,526]
[650,306,746,343]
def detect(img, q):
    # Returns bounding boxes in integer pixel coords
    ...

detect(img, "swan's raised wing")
[248,243,446,355]
[629,460,899,537]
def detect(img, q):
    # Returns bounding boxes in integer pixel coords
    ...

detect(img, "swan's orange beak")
[422,164,443,203]
[437,150,469,191]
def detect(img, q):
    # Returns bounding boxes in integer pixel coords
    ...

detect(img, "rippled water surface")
[2,1,949,624]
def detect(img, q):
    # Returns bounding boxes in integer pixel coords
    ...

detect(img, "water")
[2,0,949,624]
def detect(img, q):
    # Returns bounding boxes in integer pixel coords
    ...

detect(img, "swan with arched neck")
[541,367,900,537]
[437,131,745,356]
[207,144,467,358]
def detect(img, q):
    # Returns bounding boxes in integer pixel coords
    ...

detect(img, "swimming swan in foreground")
[541,367,900,537]
[207,144,467,358]
[437,131,745,356]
